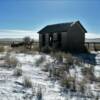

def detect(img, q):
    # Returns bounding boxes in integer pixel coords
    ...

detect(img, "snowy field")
[0,51,99,100]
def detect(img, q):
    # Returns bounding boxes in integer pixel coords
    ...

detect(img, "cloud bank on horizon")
[0,29,100,40]
[0,29,39,40]
[86,33,100,39]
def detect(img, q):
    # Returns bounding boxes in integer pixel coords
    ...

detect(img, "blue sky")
[0,0,100,39]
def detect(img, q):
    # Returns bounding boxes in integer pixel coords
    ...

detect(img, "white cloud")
[0,29,39,41]
[0,30,99,41]
[86,33,100,39]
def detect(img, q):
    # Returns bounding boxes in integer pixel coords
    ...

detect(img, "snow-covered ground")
[0,52,65,100]
[0,52,99,100]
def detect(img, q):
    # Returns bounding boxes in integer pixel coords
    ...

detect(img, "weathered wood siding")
[66,23,85,52]
[39,34,42,49]
[45,34,49,47]
[61,32,68,51]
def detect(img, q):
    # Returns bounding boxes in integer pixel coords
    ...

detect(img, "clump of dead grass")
[13,67,22,77]
[23,77,32,88]
[5,53,18,68]
[0,46,5,52]
[35,55,45,66]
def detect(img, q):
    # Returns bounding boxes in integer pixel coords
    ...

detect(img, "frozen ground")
[0,52,65,100]
[0,52,99,100]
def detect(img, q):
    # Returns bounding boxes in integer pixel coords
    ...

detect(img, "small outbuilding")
[38,21,87,52]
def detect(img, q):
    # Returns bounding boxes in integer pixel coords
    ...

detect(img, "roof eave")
[76,21,87,33]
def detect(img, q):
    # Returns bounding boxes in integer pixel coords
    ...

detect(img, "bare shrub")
[35,56,45,66]
[60,76,75,89]
[4,52,10,61]
[42,63,50,72]
[52,65,66,78]
[36,88,42,100]
[81,66,95,81]
[0,46,5,52]
[32,45,39,52]
[51,52,73,64]
[95,95,99,100]
[79,80,86,94]
[64,53,73,65]
[13,67,22,77]
[61,65,69,73]
[50,52,55,58]
[41,46,51,53]
[60,78,69,88]
[74,57,82,66]
[49,64,70,80]
[55,52,63,62]
[4,46,12,52]
[6,56,18,67]
[23,77,32,88]
[5,52,18,68]
[52,68,60,78]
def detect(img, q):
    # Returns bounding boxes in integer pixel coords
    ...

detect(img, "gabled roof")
[38,21,87,34]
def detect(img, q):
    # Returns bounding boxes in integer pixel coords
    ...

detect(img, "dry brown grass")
[41,47,51,53]
[31,44,39,52]
[13,67,22,76]
[60,76,75,89]
[23,77,32,88]
[35,55,45,66]
[11,46,29,53]
[55,52,63,62]
[5,53,18,67]
[81,66,95,81]
[42,63,50,72]
[0,46,5,52]
[63,53,73,65]
[11,44,39,54]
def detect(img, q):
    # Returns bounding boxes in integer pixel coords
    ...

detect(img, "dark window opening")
[42,34,45,46]
[49,34,53,46]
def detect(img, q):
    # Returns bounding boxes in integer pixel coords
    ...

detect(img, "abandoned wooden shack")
[38,21,87,52]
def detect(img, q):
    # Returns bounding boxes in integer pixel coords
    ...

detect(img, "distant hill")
[0,38,23,45]
[0,38,100,45]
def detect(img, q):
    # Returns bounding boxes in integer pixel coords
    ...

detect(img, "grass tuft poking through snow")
[0,46,5,52]
[64,53,73,65]
[42,63,50,72]
[36,88,43,100]
[13,67,22,77]
[35,55,46,66]
[5,52,18,68]
[23,76,33,88]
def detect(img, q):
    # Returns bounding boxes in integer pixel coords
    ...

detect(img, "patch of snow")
[0,52,99,100]
[94,65,100,77]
